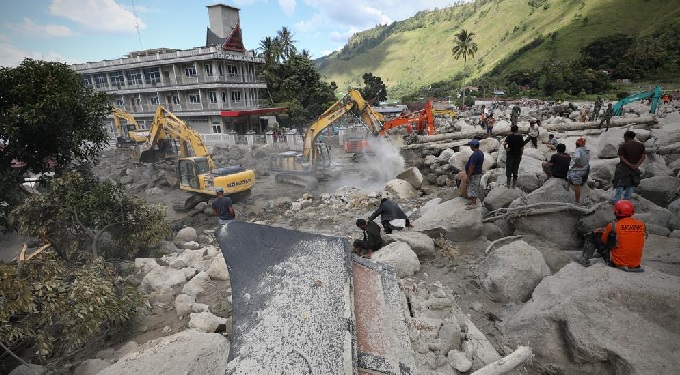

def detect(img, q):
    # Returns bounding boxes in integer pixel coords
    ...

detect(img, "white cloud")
[0,43,81,67]
[279,0,297,16]
[48,0,146,34]
[10,18,74,37]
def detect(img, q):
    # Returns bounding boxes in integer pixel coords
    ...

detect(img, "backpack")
[580,220,616,266]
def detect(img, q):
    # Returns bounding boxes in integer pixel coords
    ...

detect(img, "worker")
[523,120,540,148]
[503,125,524,188]
[464,139,484,210]
[591,96,603,121]
[611,130,645,203]
[368,197,410,234]
[600,200,646,271]
[485,114,495,138]
[353,219,383,259]
[541,143,570,179]
[542,134,559,151]
[510,105,521,126]
[565,137,590,205]
[599,103,613,131]
[212,187,235,225]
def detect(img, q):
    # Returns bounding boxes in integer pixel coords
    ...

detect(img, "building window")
[212,123,222,133]
[221,92,227,102]
[150,96,159,105]
[188,93,200,103]
[94,74,108,88]
[171,95,180,104]
[143,67,161,84]
[217,63,223,76]
[205,64,213,77]
[185,65,197,77]
[126,69,142,85]
[110,71,125,87]
[209,92,217,103]
[134,97,142,106]
[231,91,241,102]
[83,75,93,87]
[115,99,124,107]
[227,64,238,77]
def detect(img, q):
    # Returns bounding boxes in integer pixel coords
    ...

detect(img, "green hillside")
[316,0,680,100]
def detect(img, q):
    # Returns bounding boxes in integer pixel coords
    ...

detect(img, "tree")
[10,169,170,262]
[0,59,109,227]
[359,73,387,102]
[276,27,297,61]
[451,29,478,108]
[257,36,279,67]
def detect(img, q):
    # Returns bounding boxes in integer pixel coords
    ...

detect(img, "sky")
[0,0,465,67]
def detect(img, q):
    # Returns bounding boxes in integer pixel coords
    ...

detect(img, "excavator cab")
[177,158,208,190]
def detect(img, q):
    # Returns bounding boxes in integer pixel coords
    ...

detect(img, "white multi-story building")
[71,4,283,139]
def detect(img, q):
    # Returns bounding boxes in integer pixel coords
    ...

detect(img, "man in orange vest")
[600,200,646,271]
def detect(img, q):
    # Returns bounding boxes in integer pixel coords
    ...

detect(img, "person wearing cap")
[353,219,383,259]
[503,125,524,188]
[464,139,484,210]
[565,137,591,205]
[212,187,235,225]
[599,200,646,271]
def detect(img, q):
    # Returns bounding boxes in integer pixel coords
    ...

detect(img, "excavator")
[111,108,149,147]
[137,106,255,210]
[613,86,662,116]
[379,100,436,137]
[270,90,384,188]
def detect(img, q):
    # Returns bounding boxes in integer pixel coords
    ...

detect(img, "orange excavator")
[379,100,436,137]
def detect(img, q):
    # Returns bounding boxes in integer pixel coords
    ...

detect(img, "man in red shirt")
[600,200,646,271]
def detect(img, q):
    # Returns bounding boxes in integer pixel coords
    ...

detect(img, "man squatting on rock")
[585,200,646,272]
[464,139,484,210]
[368,198,410,234]
[212,187,235,225]
[541,143,571,179]
[353,219,383,259]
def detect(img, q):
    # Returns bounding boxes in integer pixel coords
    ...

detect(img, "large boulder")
[384,178,417,199]
[522,147,546,161]
[413,198,483,242]
[588,158,619,188]
[140,266,187,292]
[448,149,494,173]
[478,240,551,303]
[515,157,548,193]
[174,227,198,243]
[643,235,680,277]
[641,154,674,178]
[188,311,228,333]
[511,178,590,249]
[503,264,680,375]
[636,176,680,207]
[97,330,229,375]
[371,241,420,278]
[383,231,436,259]
[396,167,424,190]
[595,128,626,158]
[483,185,523,211]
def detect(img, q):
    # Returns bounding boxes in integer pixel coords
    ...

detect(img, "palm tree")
[451,29,478,108]
[258,37,277,67]
[276,27,297,60]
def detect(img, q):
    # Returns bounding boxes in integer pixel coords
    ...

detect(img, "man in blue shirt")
[465,139,485,210]
[212,187,235,225]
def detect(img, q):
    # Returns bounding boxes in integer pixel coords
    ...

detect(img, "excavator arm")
[613,86,662,116]
[380,100,435,136]
[140,106,215,169]
[302,89,383,165]
[111,108,148,145]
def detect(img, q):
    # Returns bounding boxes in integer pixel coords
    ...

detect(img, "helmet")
[614,200,634,218]
[576,137,586,147]
[215,187,224,193]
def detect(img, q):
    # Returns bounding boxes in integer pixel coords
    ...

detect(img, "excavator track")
[275,173,319,190]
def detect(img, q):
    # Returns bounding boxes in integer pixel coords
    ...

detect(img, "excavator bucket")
[215,222,417,374]
[138,149,163,163]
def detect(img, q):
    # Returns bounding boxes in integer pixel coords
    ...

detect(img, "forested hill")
[315,0,680,100]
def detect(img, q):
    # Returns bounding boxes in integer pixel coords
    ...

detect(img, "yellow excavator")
[270,90,384,189]
[138,106,255,210]
[111,108,149,147]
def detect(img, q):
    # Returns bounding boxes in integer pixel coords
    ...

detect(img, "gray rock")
[447,349,473,372]
[384,231,436,259]
[413,197,483,242]
[643,235,680,276]
[188,311,228,333]
[384,178,417,199]
[436,148,456,162]
[435,175,448,186]
[9,364,46,375]
[73,358,112,375]
[595,128,627,158]
[158,241,181,254]
[637,176,680,207]
[372,241,420,278]
[175,293,196,317]
[206,255,230,281]
[642,154,673,178]
[483,185,523,211]
[670,230,680,239]
[479,240,551,303]
[182,271,211,297]
[141,267,187,292]
[397,167,424,189]
[504,263,680,375]
[424,154,438,165]
[647,223,671,237]
[177,241,201,250]
[420,197,443,216]
[515,157,548,193]
[97,330,229,375]
[482,222,504,241]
